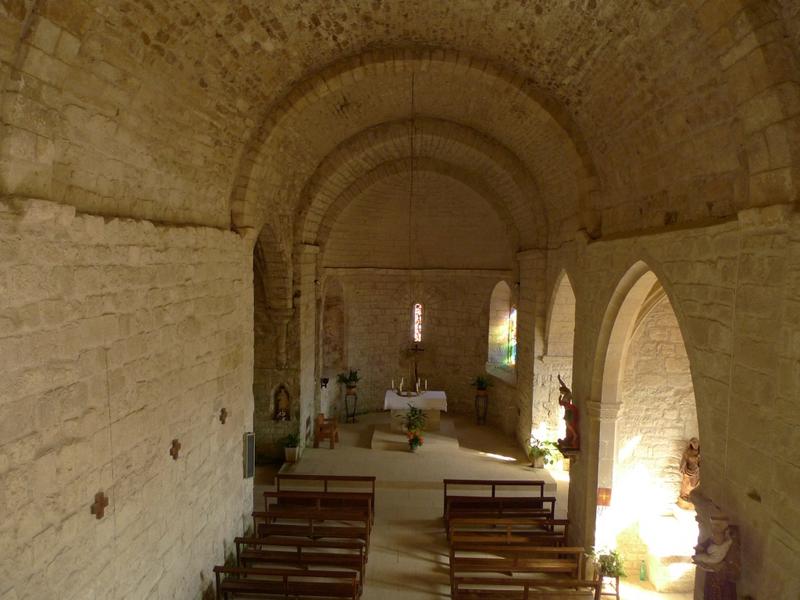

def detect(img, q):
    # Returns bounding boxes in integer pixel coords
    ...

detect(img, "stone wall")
[0,199,253,600]
[615,295,699,573]
[326,268,521,435]
[557,206,800,597]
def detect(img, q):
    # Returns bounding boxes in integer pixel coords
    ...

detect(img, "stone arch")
[229,47,597,239]
[316,157,520,258]
[295,117,545,247]
[589,260,702,590]
[545,271,577,359]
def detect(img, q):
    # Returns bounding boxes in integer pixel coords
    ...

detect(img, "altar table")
[384,390,447,432]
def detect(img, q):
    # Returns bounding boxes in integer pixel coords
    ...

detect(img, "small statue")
[273,385,291,421]
[678,437,700,509]
[692,507,740,600]
[557,374,579,451]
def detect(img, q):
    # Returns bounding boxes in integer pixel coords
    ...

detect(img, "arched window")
[487,281,516,375]
[412,302,423,343]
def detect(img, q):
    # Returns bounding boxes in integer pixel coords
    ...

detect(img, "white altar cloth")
[383,390,448,411]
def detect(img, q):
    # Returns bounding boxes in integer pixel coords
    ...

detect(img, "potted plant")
[590,548,626,580]
[402,405,427,452]
[337,369,361,394]
[470,375,492,396]
[527,437,561,468]
[283,432,301,463]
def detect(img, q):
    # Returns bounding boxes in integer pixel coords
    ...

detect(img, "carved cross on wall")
[219,408,228,424]
[91,491,109,519]
[170,439,181,460]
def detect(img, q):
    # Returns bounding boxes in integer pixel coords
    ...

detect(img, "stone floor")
[253,412,691,600]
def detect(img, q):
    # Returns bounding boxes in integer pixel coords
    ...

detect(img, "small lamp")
[320,377,329,389]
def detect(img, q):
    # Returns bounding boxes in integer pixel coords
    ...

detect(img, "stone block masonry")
[0,199,254,600]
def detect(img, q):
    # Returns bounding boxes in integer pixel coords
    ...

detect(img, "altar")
[384,390,447,432]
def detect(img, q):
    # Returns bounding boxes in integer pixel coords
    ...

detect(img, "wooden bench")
[445,496,557,536]
[452,576,601,600]
[276,474,376,517]
[263,489,373,532]
[214,565,359,600]
[448,517,569,545]
[234,536,365,588]
[442,479,555,521]
[449,545,599,600]
[252,508,371,551]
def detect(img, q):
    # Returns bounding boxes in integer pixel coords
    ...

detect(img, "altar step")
[370,415,460,452]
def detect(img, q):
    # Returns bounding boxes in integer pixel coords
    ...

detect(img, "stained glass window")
[506,307,517,366]
[413,302,423,342]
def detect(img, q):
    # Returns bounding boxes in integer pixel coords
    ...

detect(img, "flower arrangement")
[588,548,626,578]
[403,405,427,452]
[471,375,492,391]
[406,430,424,450]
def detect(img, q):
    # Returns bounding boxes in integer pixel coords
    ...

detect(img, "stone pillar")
[270,307,294,369]
[296,243,320,444]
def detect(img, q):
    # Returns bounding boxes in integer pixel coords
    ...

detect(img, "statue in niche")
[678,437,701,509]
[273,385,291,421]
[556,374,580,451]
[692,495,740,600]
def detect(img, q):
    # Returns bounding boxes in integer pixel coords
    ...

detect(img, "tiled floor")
[253,412,691,600]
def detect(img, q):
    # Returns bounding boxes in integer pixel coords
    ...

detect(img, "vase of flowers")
[283,432,301,463]
[527,437,561,469]
[403,405,427,452]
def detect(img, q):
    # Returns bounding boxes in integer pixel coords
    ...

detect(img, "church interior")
[1,1,799,599]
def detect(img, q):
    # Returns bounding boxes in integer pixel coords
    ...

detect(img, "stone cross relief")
[170,439,181,460]
[90,492,109,520]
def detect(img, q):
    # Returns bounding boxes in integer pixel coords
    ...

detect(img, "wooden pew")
[235,536,366,589]
[452,576,601,600]
[214,565,359,600]
[445,496,557,536]
[449,544,600,600]
[262,490,372,538]
[448,517,569,545]
[443,479,546,517]
[252,507,371,551]
[276,474,376,519]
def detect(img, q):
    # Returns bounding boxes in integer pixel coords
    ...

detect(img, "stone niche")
[254,382,296,463]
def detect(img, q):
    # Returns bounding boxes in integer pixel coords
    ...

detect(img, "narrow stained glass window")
[506,307,517,366]
[413,302,423,343]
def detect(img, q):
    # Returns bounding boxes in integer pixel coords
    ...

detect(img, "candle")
[425,379,428,391]
[391,378,395,390]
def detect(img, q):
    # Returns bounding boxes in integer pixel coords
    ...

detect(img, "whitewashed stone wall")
[0,199,253,600]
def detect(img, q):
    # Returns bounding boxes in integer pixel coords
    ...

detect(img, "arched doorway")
[594,264,699,593]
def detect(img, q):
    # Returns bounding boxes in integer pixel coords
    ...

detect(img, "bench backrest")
[444,479,545,509]
[449,518,568,545]
[277,474,376,505]
[214,565,358,600]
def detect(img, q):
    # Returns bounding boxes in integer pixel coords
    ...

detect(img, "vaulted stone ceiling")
[1,0,798,248]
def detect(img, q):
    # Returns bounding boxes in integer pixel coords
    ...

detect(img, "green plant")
[403,404,427,433]
[471,375,492,390]
[283,433,301,448]
[589,549,626,578]
[527,437,562,466]
[337,369,361,386]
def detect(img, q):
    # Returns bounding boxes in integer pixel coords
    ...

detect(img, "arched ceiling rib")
[296,118,545,249]
[2,1,796,237]
[230,48,593,245]
[314,156,521,254]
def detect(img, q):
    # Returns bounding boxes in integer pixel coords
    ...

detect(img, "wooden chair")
[314,413,339,449]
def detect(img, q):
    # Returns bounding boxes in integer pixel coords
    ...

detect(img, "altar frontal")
[384,390,447,432]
